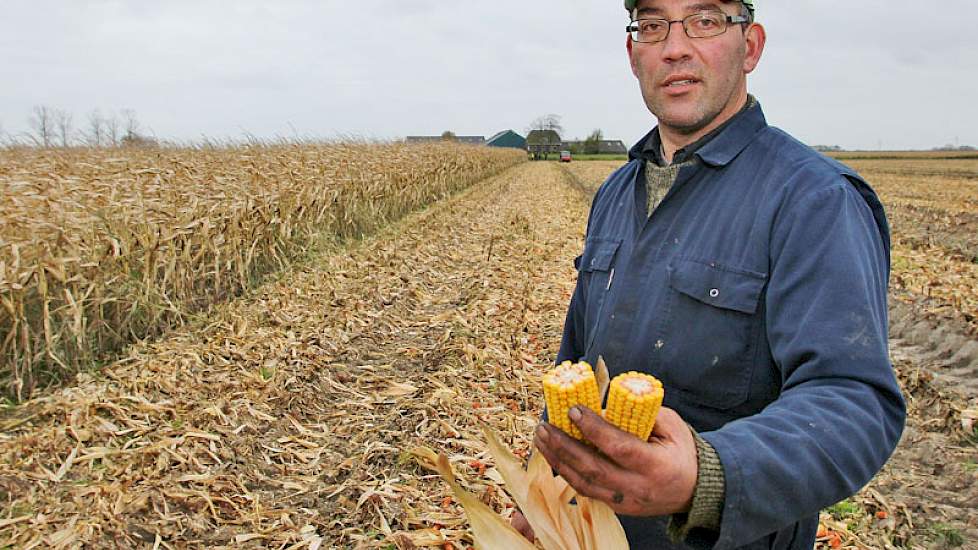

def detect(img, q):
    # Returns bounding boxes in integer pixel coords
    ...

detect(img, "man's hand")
[533,405,697,517]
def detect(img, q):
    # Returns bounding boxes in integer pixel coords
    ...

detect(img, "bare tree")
[527,113,564,136]
[86,109,105,147]
[105,112,120,147]
[121,109,140,143]
[584,128,604,154]
[55,109,73,147]
[28,105,55,147]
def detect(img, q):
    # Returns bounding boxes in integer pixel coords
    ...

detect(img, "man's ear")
[743,22,766,74]
[626,35,639,78]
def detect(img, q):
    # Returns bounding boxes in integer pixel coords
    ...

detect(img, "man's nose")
[660,21,693,61]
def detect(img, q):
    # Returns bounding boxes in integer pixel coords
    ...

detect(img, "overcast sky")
[2,1,976,150]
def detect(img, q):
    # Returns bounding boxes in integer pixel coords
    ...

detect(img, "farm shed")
[562,139,629,155]
[486,130,527,150]
[526,129,562,159]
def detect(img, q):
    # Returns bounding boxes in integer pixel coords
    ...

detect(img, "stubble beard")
[641,45,748,137]
[647,89,742,137]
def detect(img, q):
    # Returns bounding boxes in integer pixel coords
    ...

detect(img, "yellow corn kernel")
[542,361,601,441]
[606,372,664,441]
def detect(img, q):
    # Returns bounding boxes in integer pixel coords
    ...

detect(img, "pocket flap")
[668,259,767,314]
[580,238,621,272]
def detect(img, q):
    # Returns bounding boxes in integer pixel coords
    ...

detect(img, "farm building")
[486,130,526,150]
[526,129,562,159]
[406,135,486,145]
[562,139,629,155]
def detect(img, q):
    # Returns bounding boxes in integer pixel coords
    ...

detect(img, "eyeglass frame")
[626,12,751,44]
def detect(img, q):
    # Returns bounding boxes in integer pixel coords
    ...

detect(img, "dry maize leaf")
[579,497,600,550]
[433,453,536,550]
[390,528,447,548]
[527,433,627,550]
[526,474,582,550]
[381,381,419,398]
[527,450,584,549]
[961,408,977,432]
[578,494,628,550]
[484,427,571,550]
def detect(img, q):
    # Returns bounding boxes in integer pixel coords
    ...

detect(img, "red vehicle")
[559,150,572,162]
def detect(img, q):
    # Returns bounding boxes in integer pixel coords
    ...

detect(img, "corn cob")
[605,371,663,441]
[542,361,602,441]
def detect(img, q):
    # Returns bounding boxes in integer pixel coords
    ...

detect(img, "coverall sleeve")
[701,178,906,549]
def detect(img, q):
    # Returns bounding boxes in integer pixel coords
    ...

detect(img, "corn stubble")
[0,143,523,400]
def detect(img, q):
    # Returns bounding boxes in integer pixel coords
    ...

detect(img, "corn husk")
[416,424,628,550]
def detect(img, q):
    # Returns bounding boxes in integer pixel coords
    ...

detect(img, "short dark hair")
[732,1,755,24]
[627,1,755,24]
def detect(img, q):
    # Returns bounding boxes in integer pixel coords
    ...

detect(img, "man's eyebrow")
[688,2,725,12]
[636,2,724,16]
[635,7,665,16]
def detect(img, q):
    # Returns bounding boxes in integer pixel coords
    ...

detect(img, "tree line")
[1,105,156,148]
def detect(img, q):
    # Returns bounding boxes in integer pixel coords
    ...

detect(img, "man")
[514,1,906,548]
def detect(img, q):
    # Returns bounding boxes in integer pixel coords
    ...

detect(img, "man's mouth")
[662,75,700,88]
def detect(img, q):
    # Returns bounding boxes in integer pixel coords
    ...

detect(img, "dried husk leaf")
[483,425,628,550]
[432,453,536,550]
[595,355,611,403]
[484,427,571,549]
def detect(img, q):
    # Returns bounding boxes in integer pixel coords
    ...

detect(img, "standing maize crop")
[0,143,524,401]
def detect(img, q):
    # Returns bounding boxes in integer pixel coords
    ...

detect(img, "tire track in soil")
[0,162,591,548]
[854,346,978,549]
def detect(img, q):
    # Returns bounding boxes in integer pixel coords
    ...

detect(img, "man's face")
[627,0,762,137]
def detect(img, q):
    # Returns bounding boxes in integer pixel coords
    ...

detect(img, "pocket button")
[709,288,720,298]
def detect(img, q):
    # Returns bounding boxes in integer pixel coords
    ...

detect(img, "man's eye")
[640,20,667,33]
[691,14,722,29]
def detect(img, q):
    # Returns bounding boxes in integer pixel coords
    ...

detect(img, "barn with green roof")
[486,130,526,150]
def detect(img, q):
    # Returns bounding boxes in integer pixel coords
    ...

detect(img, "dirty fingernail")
[569,407,583,422]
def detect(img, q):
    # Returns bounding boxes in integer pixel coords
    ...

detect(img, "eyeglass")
[626,12,750,43]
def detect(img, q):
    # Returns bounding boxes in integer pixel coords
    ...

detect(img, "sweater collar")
[629,96,767,167]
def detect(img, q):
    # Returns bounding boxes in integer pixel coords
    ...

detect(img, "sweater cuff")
[667,427,725,542]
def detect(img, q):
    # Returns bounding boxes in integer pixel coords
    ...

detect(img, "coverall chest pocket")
[659,259,767,409]
[578,238,621,351]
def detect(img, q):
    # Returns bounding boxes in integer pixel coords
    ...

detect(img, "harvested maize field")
[0,144,523,401]
[562,157,978,549]
[0,152,975,549]
[0,160,586,548]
